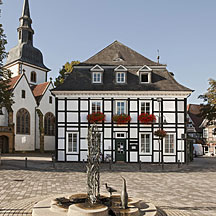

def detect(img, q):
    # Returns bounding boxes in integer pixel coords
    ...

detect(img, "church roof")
[7,75,22,90]
[31,82,50,103]
[5,43,49,71]
[82,40,164,66]
[4,0,50,71]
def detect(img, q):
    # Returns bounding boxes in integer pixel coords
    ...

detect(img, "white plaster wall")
[38,84,55,151]
[12,76,37,151]
[0,107,8,126]
[7,64,20,77]
[21,65,47,85]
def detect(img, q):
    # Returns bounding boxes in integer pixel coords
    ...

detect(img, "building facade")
[0,0,55,153]
[53,41,192,163]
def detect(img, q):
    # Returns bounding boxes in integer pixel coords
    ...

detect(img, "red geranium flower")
[113,114,131,124]
[87,112,105,123]
[138,113,156,124]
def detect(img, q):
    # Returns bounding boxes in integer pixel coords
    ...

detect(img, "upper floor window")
[49,96,52,104]
[91,101,101,113]
[92,72,102,83]
[44,112,55,136]
[164,134,175,154]
[67,132,78,153]
[140,102,150,114]
[116,72,126,83]
[21,90,26,99]
[116,101,126,115]
[31,71,37,83]
[16,108,30,134]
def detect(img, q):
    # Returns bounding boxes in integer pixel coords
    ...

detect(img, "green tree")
[54,60,80,87]
[199,79,216,124]
[0,9,14,111]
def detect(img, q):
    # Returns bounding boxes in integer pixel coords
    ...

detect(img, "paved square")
[0,155,216,216]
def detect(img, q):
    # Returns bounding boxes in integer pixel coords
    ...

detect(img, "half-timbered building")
[53,41,193,163]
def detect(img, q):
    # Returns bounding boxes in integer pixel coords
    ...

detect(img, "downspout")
[34,106,38,150]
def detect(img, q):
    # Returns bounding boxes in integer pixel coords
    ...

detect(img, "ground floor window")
[164,134,175,154]
[67,132,78,153]
[140,133,151,154]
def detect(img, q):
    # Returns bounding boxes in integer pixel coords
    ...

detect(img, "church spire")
[22,0,30,17]
[17,0,34,45]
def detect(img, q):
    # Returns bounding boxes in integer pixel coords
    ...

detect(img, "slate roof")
[5,43,49,71]
[54,41,192,92]
[31,82,50,103]
[187,104,204,133]
[83,41,164,66]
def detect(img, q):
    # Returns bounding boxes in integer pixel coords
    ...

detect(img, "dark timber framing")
[56,97,188,163]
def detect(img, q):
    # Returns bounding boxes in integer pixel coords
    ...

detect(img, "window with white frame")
[140,133,151,154]
[91,101,101,113]
[92,72,102,83]
[164,134,175,154]
[67,132,78,153]
[140,102,150,114]
[116,72,126,83]
[116,101,126,115]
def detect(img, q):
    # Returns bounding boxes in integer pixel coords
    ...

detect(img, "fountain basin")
[32,194,157,216]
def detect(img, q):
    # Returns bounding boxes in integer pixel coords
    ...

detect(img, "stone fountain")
[32,124,157,216]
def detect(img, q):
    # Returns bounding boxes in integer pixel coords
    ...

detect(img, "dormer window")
[90,65,104,84]
[139,65,152,84]
[31,71,37,83]
[92,72,102,83]
[140,73,150,83]
[115,65,127,84]
[116,72,125,83]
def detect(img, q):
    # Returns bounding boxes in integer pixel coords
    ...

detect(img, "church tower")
[4,0,50,85]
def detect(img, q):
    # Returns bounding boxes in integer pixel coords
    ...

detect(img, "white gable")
[114,65,127,72]
[139,65,152,72]
[90,64,104,72]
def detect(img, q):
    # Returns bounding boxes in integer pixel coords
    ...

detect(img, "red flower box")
[138,113,156,124]
[154,129,167,138]
[113,114,131,124]
[87,112,105,123]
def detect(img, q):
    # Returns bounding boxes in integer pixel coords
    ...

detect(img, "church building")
[53,41,193,163]
[0,0,55,153]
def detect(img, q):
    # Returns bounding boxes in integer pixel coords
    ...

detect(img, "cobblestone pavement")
[0,154,216,216]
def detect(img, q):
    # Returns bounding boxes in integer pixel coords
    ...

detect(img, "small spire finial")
[157,49,160,64]
[22,0,30,17]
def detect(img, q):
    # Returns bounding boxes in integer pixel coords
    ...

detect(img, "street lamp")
[157,98,162,165]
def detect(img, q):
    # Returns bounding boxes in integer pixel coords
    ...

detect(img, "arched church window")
[16,108,30,134]
[30,71,37,83]
[44,112,55,136]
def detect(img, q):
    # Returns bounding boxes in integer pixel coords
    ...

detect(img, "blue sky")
[2,0,216,104]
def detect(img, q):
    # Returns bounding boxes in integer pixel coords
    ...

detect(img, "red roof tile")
[31,82,49,97]
[8,75,21,90]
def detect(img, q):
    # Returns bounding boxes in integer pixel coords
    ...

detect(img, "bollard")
[178,160,180,168]
[25,157,28,168]
[109,160,112,170]
[139,160,142,171]
[52,154,55,168]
